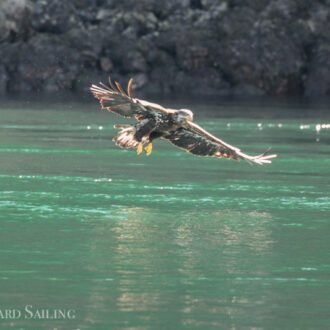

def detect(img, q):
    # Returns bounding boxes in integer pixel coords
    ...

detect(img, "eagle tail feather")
[113,126,140,149]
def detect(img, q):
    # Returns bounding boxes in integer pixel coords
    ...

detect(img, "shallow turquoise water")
[0,100,329,329]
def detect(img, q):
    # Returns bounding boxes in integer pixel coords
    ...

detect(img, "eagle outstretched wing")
[163,121,277,165]
[90,77,175,118]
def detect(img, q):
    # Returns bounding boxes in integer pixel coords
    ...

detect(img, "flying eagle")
[90,77,276,165]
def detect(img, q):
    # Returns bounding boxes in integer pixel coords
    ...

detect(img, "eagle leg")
[144,143,152,156]
[136,143,143,155]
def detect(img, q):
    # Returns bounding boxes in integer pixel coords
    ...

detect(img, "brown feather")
[127,78,133,98]
[108,76,116,90]
[99,82,112,91]
[135,114,143,121]
[102,103,130,111]
[115,81,127,96]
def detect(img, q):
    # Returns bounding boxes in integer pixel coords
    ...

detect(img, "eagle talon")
[144,143,152,156]
[136,142,143,155]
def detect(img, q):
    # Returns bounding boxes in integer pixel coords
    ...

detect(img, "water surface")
[0,99,329,329]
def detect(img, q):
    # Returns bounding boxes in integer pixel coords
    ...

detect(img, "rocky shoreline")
[1,0,330,97]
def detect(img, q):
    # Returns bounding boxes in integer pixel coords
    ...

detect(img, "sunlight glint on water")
[0,101,329,329]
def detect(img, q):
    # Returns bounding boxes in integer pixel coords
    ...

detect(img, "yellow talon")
[136,143,143,155]
[144,143,152,156]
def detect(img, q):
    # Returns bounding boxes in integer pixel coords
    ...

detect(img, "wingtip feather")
[127,78,133,98]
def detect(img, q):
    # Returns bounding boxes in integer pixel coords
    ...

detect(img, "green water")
[0,99,329,329]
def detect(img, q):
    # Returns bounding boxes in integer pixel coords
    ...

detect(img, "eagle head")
[173,109,194,124]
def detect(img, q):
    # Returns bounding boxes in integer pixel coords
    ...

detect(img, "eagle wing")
[163,121,277,165]
[90,77,176,118]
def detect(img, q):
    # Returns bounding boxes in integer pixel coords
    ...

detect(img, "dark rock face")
[0,65,8,96]
[0,0,330,97]
[15,35,82,92]
[305,40,330,97]
[0,0,32,42]
[31,0,77,34]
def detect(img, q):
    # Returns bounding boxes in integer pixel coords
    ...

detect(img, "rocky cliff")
[1,0,330,97]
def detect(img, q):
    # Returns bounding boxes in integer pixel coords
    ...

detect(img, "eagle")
[90,77,276,165]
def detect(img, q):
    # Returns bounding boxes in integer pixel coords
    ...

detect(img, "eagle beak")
[177,109,194,122]
[186,114,193,122]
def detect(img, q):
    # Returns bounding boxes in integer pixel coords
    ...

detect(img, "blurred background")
[1,0,330,98]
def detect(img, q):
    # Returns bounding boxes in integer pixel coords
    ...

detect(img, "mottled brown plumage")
[90,77,277,165]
